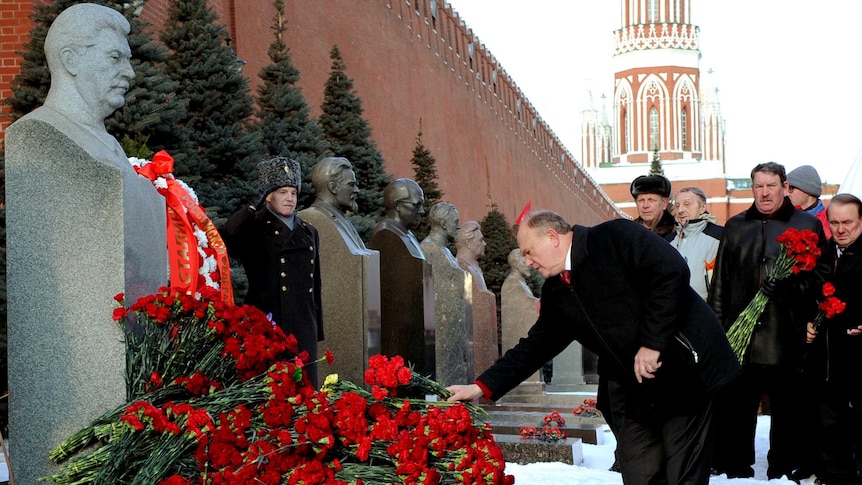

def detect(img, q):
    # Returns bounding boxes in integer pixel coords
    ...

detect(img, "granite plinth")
[470,281,498,378]
[299,207,381,386]
[420,241,472,386]
[484,408,604,445]
[500,275,542,395]
[5,116,166,483]
[493,434,583,465]
[368,228,435,378]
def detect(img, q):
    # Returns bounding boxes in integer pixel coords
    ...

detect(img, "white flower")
[154,177,168,190]
[202,271,220,290]
[199,254,217,275]
[128,156,149,168]
[194,228,209,248]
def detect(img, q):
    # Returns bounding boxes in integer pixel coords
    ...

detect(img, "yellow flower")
[322,373,339,393]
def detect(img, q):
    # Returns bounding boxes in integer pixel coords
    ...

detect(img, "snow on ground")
[506,415,814,484]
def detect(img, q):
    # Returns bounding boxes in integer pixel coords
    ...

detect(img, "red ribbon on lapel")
[133,150,234,304]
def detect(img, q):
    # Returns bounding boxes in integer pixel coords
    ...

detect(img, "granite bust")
[297,157,382,386]
[420,201,460,266]
[24,3,135,168]
[456,220,489,291]
[368,178,434,377]
[370,178,426,259]
[305,156,366,251]
[4,5,166,483]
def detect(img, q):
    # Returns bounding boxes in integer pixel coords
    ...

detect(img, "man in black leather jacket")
[708,162,828,480]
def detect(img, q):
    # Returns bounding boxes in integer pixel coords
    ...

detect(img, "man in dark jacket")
[805,194,862,485]
[220,156,324,386]
[708,162,827,480]
[448,210,740,485]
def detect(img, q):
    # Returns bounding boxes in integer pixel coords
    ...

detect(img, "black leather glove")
[760,278,779,299]
[249,184,279,211]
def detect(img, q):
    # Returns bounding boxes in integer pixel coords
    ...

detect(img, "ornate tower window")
[649,107,659,151]
[648,0,659,23]
[681,108,688,151]
[621,108,629,154]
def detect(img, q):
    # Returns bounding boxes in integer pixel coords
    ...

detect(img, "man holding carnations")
[708,162,829,480]
[804,194,862,485]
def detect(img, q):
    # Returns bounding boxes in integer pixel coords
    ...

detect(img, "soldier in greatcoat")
[221,156,324,385]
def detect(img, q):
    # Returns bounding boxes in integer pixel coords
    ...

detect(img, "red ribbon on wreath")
[133,150,234,304]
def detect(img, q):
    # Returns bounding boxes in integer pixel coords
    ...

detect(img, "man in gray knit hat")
[220,156,324,385]
[787,164,830,237]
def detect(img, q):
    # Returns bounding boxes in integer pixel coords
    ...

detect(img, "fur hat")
[786,165,822,197]
[630,174,671,198]
[258,156,301,192]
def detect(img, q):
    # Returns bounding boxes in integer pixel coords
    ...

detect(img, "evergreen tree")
[252,0,328,211]
[649,145,665,176]
[319,44,393,241]
[161,0,264,216]
[410,123,443,241]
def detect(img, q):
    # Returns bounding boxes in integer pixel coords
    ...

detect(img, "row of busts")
[300,169,504,388]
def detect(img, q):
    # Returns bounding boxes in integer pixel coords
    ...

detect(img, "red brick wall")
[2,0,621,226]
[0,0,38,138]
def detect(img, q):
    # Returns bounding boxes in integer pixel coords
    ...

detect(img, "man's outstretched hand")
[445,384,483,402]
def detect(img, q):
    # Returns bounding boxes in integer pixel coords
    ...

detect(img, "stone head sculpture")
[455,221,486,263]
[44,4,134,126]
[508,248,530,279]
[311,157,359,213]
[383,178,425,231]
[427,202,460,244]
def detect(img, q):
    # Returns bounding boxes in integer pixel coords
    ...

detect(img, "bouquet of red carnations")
[810,282,847,332]
[44,287,513,485]
[726,228,820,363]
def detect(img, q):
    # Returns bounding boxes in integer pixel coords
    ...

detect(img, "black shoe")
[608,461,621,473]
[790,468,815,482]
[725,468,755,479]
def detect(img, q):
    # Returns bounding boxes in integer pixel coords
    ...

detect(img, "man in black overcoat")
[220,156,324,386]
[804,194,862,485]
[447,209,740,485]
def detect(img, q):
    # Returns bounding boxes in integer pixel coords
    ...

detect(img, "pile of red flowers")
[45,288,513,485]
[518,410,567,443]
[572,398,603,419]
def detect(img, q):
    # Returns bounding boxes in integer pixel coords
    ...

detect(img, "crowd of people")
[448,162,862,485]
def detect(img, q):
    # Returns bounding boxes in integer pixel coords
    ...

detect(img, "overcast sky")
[446,0,862,184]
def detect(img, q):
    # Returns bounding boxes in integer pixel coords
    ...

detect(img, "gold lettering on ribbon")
[167,207,195,286]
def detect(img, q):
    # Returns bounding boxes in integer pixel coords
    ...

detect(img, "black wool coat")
[220,206,324,358]
[477,219,739,410]
[708,197,827,366]
[805,236,862,388]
